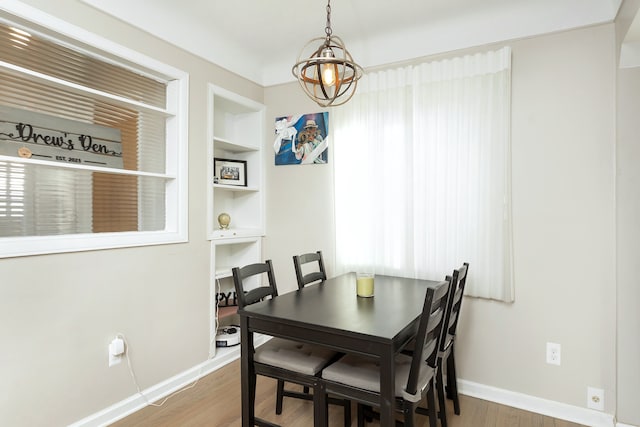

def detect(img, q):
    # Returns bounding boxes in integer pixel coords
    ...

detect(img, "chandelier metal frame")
[292,0,363,107]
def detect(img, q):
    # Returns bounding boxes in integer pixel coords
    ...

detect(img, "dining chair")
[320,278,451,427]
[431,262,469,426]
[292,250,326,289]
[291,251,353,420]
[232,260,351,427]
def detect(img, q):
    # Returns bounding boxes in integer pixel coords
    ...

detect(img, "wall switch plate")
[587,387,604,411]
[546,342,561,365]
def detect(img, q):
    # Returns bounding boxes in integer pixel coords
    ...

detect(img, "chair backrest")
[292,250,327,289]
[405,279,450,397]
[232,260,278,309]
[439,262,469,352]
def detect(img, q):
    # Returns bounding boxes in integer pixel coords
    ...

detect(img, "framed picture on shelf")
[214,158,247,186]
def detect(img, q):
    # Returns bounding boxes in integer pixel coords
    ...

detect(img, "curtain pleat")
[334,46,514,302]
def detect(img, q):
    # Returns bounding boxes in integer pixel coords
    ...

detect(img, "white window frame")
[0,1,189,258]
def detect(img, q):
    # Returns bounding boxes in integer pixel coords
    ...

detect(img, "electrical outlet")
[546,342,561,365]
[108,351,122,367]
[108,337,125,367]
[587,387,604,411]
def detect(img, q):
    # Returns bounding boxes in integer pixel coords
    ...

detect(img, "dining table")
[238,272,445,427]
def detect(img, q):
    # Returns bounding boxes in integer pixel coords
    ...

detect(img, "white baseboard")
[68,346,241,427]
[71,351,620,427]
[70,334,274,427]
[458,379,615,427]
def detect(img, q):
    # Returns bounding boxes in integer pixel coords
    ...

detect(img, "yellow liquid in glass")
[356,276,374,297]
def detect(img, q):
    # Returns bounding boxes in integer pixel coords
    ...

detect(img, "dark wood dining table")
[238,272,444,427]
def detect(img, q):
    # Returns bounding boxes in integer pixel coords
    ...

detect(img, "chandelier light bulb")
[320,48,337,86]
[322,65,336,86]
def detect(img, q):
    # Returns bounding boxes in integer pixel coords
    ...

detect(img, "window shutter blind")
[0,21,170,237]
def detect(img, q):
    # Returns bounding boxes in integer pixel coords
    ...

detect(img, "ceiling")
[80,0,622,86]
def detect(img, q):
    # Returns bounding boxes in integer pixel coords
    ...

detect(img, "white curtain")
[333,46,514,302]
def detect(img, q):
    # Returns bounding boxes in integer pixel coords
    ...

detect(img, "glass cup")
[356,272,375,297]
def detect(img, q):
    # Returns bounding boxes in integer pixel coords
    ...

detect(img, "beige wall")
[263,85,334,294]
[459,24,616,408]
[265,23,618,415]
[616,65,640,427]
[615,2,640,425]
[0,1,630,426]
[0,1,262,426]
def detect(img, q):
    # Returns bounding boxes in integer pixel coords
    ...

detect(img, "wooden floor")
[111,360,585,427]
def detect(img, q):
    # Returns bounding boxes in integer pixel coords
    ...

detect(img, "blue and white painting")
[274,112,328,165]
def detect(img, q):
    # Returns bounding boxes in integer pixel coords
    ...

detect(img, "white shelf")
[214,136,259,153]
[211,228,264,240]
[215,267,233,279]
[207,84,265,358]
[213,184,259,192]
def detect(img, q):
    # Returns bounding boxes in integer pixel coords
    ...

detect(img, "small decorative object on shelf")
[214,157,247,186]
[217,212,231,229]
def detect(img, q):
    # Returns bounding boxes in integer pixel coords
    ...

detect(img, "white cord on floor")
[117,333,203,408]
[117,276,227,406]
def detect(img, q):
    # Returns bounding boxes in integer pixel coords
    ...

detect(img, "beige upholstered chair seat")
[255,338,337,375]
[322,352,436,403]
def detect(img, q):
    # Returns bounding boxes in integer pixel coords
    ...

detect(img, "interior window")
[0,13,187,257]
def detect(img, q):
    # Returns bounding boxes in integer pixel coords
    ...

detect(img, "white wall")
[265,23,618,416]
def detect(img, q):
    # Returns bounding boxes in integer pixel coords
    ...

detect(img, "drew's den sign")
[0,105,123,169]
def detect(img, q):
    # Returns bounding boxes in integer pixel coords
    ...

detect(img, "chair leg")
[426,381,438,427]
[343,399,352,427]
[447,347,460,415]
[436,359,448,427]
[275,379,285,415]
[356,403,366,427]
[312,381,328,427]
[365,405,374,422]
[403,402,415,427]
[446,358,454,400]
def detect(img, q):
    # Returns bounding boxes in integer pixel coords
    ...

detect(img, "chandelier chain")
[325,0,332,38]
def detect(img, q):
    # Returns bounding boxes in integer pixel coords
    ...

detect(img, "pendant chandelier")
[292,0,363,107]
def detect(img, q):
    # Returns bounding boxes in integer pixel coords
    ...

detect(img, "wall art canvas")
[274,112,328,165]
